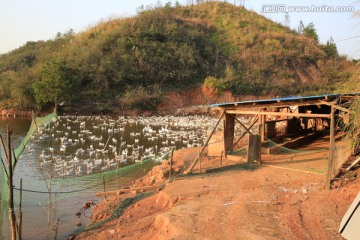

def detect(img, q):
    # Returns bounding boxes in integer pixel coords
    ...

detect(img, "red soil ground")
[73,147,359,240]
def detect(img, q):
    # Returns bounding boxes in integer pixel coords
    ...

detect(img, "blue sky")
[0,0,359,58]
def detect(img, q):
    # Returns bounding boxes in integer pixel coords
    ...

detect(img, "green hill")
[0,2,354,112]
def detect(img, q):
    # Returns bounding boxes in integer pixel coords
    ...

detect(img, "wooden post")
[224,113,235,153]
[169,149,174,180]
[220,150,223,166]
[247,134,261,164]
[260,115,265,141]
[17,178,23,240]
[198,151,202,173]
[326,106,336,190]
[7,127,17,240]
[222,119,226,156]
[258,115,261,136]
[103,176,106,200]
[54,218,60,240]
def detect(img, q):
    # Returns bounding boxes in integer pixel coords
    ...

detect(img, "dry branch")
[96,185,163,196]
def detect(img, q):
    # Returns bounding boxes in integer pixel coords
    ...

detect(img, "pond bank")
[0,108,33,117]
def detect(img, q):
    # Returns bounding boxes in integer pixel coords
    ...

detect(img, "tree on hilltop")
[303,22,319,43]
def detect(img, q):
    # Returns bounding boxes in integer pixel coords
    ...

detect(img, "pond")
[1,114,223,239]
[19,115,214,179]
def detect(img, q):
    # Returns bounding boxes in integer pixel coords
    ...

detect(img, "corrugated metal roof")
[339,191,360,240]
[211,93,360,108]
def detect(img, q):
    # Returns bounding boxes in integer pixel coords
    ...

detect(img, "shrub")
[344,97,360,151]
[122,85,163,110]
[203,76,227,95]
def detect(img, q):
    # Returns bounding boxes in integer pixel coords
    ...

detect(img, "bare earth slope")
[74,148,359,240]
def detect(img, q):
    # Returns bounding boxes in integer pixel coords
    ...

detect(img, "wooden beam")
[225,110,331,119]
[235,118,254,134]
[230,132,247,151]
[230,117,259,150]
[333,105,352,113]
[319,100,352,113]
[346,156,360,171]
[184,111,225,174]
[325,106,336,190]
[319,100,337,105]
[332,105,351,114]
[213,100,332,111]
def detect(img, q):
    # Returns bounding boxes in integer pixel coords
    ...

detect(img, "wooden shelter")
[186,93,360,190]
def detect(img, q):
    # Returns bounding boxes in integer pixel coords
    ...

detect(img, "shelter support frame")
[221,107,338,190]
[186,93,359,191]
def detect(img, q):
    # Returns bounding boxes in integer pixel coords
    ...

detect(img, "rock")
[76,220,82,227]
[331,181,341,189]
[162,169,170,178]
[343,171,357,180]
[82,201,94,209]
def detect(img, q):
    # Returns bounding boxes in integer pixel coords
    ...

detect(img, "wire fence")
[0,112,170,239]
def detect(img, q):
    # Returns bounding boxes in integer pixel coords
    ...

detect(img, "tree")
[322,37,338,58]
[297,20,304,34]
[34,59,79,111]
[303,22,319,43]
[0,70,14,99]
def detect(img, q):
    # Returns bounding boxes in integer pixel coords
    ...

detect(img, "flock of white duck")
[21,115,229,178]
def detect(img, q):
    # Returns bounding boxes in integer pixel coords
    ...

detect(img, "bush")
[122,85,163,110]
[95,103,112,113]
[203,76,227,95]
[344,97,360,151]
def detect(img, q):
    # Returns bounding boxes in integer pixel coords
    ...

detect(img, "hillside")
[0,2,354,113]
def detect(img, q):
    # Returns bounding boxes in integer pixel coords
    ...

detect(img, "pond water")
[1,114,228,239]
[18,115,214,179]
